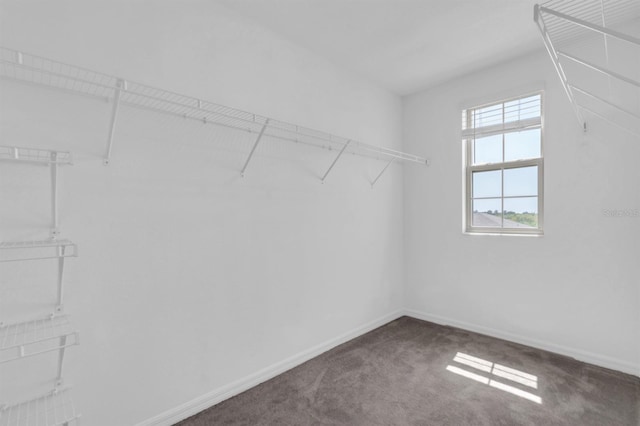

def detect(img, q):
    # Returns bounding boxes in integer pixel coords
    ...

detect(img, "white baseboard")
[135,309,405,426]
[403,308,640,377]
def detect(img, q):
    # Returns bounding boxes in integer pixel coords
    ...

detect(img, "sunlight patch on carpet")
[447,352,542,404]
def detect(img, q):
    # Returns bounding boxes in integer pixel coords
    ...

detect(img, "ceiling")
[217,0,544,96]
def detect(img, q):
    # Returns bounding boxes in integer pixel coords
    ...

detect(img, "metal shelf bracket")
[321,140,351,183]
[241,119,269,177]
[371,158,394,188]
[104,78,126,166]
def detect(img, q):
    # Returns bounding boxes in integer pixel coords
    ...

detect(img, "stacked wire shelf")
[0,240,77,263]
[0,145,80,424]
[0,315,79,364]
[0,388,80,426]
[0,147,72,165]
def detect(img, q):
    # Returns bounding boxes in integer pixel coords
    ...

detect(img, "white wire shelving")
[0,147,72,165]
[1,145,76,312]
[534,0,640,136]
[0,239,78,312]
[0,46,428,183]
[0,387,80,426]
[0,240,77,263]
[0,240,77,312]
[1,143,79,419]
[0,145,73,239]
[0,314,79,364]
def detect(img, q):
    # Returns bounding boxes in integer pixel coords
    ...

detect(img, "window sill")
[463,230,544,237]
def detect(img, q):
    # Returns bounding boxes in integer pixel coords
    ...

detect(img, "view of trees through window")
[473,209,538,228]
[463,93,543,233]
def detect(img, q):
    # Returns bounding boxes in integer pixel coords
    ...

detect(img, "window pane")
[473,134,502,164]
[504,166,537,197]
[473,170,501,198]
[472,198,502,227]
[504,95,541,123]
[473,104,502,127]
[505,129,541,161]
[503,197,538,228]
[464,93,543,234]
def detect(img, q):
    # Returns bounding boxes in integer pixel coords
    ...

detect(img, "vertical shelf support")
[241,119,270,177]
[56,334,68,388]
[371,158,394,188]
[56,245,66,312]
[50,151,59,238]
[534,5,586,131]
[321,140,351,183]
[104,78,125,166]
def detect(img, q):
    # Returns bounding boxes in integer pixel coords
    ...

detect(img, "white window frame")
[463,92,544,235]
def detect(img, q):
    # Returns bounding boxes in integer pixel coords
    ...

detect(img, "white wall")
[403,42,640,375]
[2,1,637,424]
[0,1,405,424]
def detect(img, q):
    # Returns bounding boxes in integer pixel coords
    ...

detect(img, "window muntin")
[463,93,543,234]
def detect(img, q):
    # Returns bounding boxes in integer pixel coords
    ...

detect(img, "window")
[463,93,543,235]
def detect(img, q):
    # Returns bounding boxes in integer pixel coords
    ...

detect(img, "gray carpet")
[177,317,640,425]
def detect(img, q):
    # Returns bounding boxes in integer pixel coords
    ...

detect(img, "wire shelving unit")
[534,0,640,136]
[0,147,72,165]
[1,143,80,421]
[0,238,77,313]
[0,387,80,426]
[0,46,428,183]
[0,240,77,263]
[0,315,79,364]
[1,145,73,239]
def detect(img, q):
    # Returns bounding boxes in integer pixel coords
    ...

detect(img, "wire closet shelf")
[534,0,640,136]
[0,46,428,174]
[0,146,72,165]
[0,387,80,426]
[0,314,79,364]
[0,240,78,262]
